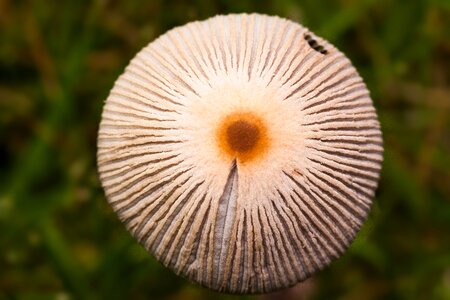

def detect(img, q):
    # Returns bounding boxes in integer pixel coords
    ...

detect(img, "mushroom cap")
[97,14,383,294]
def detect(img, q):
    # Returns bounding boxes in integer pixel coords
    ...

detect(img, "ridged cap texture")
[97,13,383,294]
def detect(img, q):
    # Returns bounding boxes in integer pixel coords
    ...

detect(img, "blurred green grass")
[1,0,449,299]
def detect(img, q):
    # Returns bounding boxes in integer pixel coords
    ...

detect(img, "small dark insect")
[304,33,328,55]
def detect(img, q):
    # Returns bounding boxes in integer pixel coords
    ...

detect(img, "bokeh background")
[1,0,450,299]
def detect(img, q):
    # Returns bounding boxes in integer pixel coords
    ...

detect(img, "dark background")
[1,0,449,299]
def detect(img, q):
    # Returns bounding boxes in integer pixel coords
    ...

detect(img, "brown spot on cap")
[227,120,259,152]
[217,112,269,163]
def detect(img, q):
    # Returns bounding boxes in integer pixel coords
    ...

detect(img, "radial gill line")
[213,160,238,285]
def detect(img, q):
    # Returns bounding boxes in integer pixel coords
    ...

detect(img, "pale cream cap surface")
[97,13,383,294]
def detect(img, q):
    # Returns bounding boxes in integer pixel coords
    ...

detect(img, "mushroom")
[97,13,383,294]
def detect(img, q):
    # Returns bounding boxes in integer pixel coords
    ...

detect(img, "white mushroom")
[97,13,383,294]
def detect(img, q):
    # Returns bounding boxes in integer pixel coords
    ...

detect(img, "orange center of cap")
[217,112,269,163]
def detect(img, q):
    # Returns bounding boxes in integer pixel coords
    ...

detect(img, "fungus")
[97,14,383,294]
